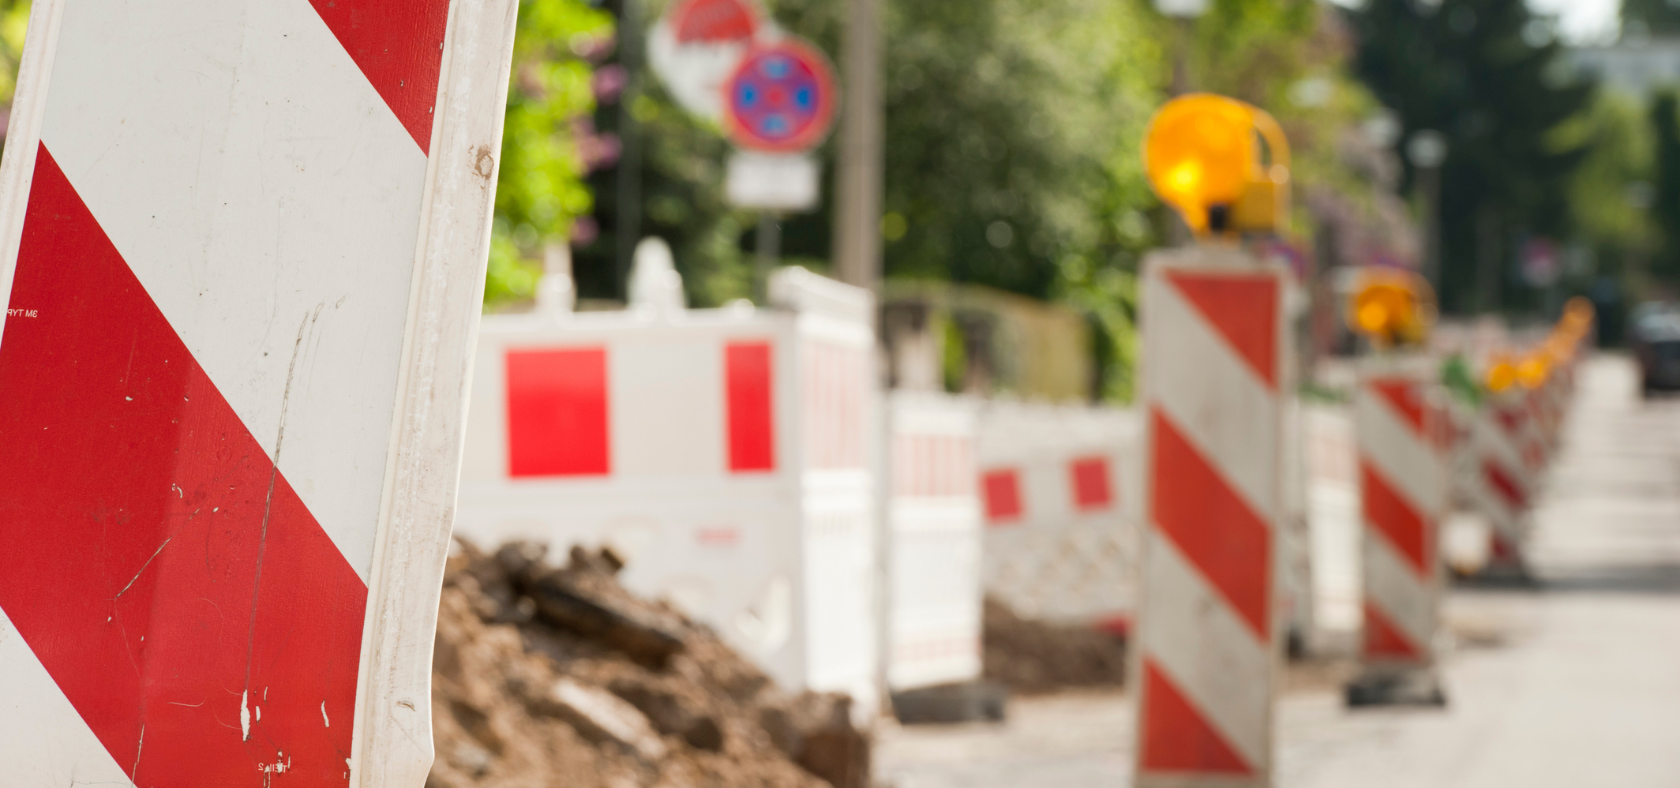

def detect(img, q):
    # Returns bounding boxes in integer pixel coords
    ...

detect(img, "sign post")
[0,2,517,786]
[721,38,839,300]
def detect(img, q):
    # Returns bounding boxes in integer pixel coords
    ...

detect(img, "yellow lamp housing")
[1565,296,1595,326]
[1144,94,1291,236]
[1232,110,1292,234]
[1486,355,1519,394]
[1516,354,1550,390]
[1346,268,1434,348]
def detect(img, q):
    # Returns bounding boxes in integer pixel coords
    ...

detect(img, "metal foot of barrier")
[1344,668,1447,708]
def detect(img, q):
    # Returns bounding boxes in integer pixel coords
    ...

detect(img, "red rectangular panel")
[1070,455,1115,511]
[726,341,776,472]
[506,348,610,477]
[982,468,1023,524]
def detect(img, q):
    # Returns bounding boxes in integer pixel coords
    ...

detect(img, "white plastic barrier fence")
[454,264,879,710]
[885,392,983,690]
[1303,403,1362,647]
[976,402,1143,632]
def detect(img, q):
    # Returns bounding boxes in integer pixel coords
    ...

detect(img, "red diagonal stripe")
[1139,658,1253,776]
[1164,270,1278,389]
[1484,459,1527,511]
[1360,459,1429,578]
[308,0,451,154]
[1150,407,1272,639]
[0,144,366,787]
[1362,600,1422,661]
[1369,377,1426,435]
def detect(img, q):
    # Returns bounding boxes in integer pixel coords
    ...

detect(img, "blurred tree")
[1348,0,1595,315]
[1650,92,1680,282]
[1562,93,1656,286]
[1622,0,1680,37]
[485,0,614,307]
[570,0,1165,398]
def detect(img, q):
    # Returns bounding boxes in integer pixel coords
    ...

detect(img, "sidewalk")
[878,355,1680,788]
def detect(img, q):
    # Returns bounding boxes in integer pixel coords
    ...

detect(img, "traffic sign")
[723,38,839,154]
[648,0,768,121]
[726,151,821,210]
[0,1,517,786]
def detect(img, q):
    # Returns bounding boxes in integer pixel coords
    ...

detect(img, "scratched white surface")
[39,0,431,582]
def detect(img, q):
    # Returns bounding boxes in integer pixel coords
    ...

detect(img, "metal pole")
[756,212,780,304]
[1420,164,1442,297]
[833,0,883,292]
[615,0,643,302]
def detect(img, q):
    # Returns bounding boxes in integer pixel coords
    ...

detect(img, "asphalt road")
[877,354,1680,788]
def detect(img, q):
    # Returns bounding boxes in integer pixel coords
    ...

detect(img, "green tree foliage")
[1650,92,1680,282]
[1348,0,1595,313]
[1563,93,1656,284]
[878,0,1162,298]
[485,0,614,307]
[1622,0,1680,37]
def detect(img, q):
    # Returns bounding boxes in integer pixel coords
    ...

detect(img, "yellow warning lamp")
[1346,268,1433,348]
[1564,296,1595,327]
[1542,335,1572,366]
[1516,353,1551,390]
[1486,355,1519,394]
[1144,93,1291,236]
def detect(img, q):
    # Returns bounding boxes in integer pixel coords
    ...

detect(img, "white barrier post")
[0,2,515,785]
[1133,245,1289,784]
[885,392,984,692]
[1345,358,1448,706]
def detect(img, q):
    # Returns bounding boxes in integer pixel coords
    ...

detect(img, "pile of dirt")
[427,540,870,788]
[980,597,1128,694]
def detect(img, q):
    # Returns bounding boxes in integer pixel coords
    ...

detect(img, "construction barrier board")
[0,1,517,786]
[1133,245,1289,786]
[1353,356,1446,670]
[453,267,881,713]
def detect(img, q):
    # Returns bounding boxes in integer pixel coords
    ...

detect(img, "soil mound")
[980,597,1127,695]
[427,540,869,788]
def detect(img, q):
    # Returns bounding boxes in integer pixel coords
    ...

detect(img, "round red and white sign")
[722,38,839,153]
[648,0,767,121]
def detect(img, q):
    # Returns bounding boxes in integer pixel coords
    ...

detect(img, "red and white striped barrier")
[1133,247,1289,785]
[0,3,513,785]
[1348,359,1446,703]
[454,266,880,709]
[1453,393,1536,575]
[886,392,983,690]
[977,402,1142,632]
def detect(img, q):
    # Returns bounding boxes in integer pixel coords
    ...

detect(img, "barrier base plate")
[1344,668,1447,708]
[891,681,1009,725]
